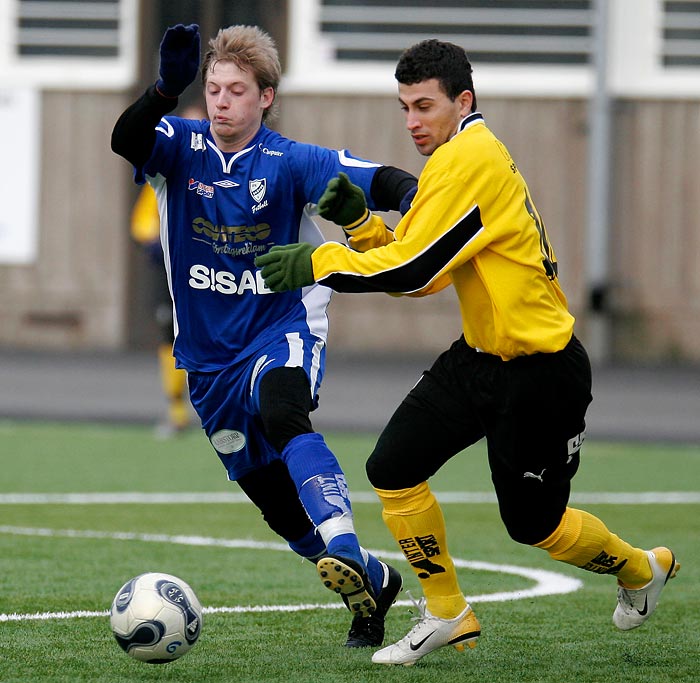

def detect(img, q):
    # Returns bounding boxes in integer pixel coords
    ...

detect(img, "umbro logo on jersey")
[213,179,240,188]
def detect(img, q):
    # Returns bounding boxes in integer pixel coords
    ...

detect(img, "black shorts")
[366,335,592,543]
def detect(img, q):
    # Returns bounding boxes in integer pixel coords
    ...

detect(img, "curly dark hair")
[395,39,477,111]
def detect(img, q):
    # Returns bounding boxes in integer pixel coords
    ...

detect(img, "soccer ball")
[109,572,203,664]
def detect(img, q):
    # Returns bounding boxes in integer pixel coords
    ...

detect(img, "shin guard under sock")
[534,507,652,584]
[282,433,363,567]
[374,482,467,618]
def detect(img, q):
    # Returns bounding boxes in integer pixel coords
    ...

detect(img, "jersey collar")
[456,111,484,136]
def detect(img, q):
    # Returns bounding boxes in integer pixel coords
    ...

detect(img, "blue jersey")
[137,118,383,372]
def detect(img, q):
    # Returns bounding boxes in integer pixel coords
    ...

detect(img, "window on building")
[0,0,138,88]
[285,0,700,98]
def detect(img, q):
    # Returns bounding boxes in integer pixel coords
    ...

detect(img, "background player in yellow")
[256,38,680,666]
[129,103,205,437]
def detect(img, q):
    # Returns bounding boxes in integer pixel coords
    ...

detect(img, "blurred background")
[0,0,698,436]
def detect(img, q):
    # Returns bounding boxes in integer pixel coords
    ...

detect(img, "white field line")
[0,491,698,504]
[0,527,582,623]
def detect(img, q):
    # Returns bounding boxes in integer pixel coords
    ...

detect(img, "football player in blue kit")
[111,23,416,647]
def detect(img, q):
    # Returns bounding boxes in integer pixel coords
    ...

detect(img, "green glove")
[255,243,316,292]
[317,172,368,226]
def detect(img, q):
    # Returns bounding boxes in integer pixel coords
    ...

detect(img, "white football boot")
[613,546,680,630]
[372,597,480,666]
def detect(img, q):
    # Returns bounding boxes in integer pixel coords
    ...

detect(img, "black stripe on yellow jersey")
[319,204,483,294]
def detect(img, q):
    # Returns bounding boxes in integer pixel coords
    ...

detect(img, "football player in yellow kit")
[256,38,679,666]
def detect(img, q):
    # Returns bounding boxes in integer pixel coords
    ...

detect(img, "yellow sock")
[534,507,651,586]
[169,398,190,429]
[158,344,189,429]
[374,482,467,618]
[158,344,187,397]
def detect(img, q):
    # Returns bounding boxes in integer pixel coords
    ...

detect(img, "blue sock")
[282,433,364,567]
[298,476,363,565]
[281,432,341,483]
[288,527,326,562]
[362,549,386,596]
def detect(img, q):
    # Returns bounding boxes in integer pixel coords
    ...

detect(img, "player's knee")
[366,445,401,490]
[260,400,311,451]
[504,523,544,546]
[262,409,313,453]
[259,368,313,452]
[501,510,562,546]
[367,437,430,491]
[365,448,384,488]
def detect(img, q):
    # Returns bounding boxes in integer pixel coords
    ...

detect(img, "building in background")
[0,0,698,363]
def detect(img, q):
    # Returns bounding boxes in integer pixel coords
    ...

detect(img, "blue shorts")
[187,333,326,481]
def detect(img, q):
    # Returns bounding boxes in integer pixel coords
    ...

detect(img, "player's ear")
[457,90,473,117]
[260,86,275,110]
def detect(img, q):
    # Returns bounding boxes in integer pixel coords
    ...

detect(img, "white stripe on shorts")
[285,332,304,368]
[309,338,324,395]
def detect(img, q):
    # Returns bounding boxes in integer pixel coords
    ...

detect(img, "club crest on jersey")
[249,178,266,203]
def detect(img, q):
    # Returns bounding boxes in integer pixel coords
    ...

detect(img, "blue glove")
[156,24,201,98]
[255,244,316,292]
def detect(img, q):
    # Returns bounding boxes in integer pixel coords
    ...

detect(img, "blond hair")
[201,25,281,122]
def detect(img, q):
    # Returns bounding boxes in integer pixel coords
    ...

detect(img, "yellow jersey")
[311,113,574,360]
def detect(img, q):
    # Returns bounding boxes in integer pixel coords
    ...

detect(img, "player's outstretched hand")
[317,172,368,227]
[156,23,201,98]
[255,243,316,292]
